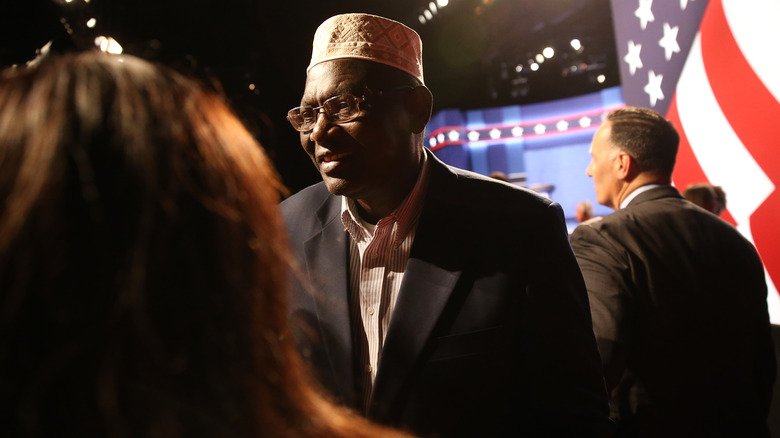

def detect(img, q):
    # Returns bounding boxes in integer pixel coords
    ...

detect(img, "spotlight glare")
[424,10,433,20]
[597,74,606,83]
[535,54,544,63]
[515,64,523,72]
[429,2,438,13]
[86,18,96,28]
[530,62,539,71]
[418,15,427,24]
[94,36,123,54]
[542,47,554,58]
[437,0,449,6]
[570,38,582,50]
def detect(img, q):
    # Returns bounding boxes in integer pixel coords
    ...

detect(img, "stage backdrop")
[426,86,624,232]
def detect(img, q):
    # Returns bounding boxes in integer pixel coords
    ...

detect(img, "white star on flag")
[635,0,655,30]
[643,70,664,106]
[680,0,693,11]
[659,23,681,60]
[624,40,643,75]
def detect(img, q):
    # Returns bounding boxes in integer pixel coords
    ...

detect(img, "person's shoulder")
[280,182,338,233]
[281,182,330,211]
[580,215,605,227]
[570,215,606,241]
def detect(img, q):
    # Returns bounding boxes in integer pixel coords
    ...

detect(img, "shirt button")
[367,307,375,316]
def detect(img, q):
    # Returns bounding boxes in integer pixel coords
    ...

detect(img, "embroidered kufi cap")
[308,13,424,84]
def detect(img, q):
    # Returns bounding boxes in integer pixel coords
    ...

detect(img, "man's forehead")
[303,60,369,98]
[592,123,613,148]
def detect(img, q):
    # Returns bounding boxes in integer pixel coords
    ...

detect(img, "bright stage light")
[95,36,123,54]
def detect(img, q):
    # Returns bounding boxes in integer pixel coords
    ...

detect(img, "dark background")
[0,0,618,193]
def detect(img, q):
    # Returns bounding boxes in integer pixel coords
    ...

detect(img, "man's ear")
[615,151,636,181]
[404,85,433,134]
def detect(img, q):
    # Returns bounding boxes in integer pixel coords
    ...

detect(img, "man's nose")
[309,111,334,143]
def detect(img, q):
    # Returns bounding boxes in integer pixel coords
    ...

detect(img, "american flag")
[611,0,780,322]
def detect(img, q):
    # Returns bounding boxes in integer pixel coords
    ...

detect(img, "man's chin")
[323,176,355,197]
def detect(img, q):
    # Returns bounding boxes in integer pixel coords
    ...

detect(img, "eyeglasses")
[287,94,366,132]
[286,86,414,132]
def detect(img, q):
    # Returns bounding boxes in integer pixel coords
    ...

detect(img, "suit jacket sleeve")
[570,221,632,392]
[520,203,613,436]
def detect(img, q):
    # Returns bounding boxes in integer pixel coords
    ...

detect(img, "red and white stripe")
[668,0,780,322]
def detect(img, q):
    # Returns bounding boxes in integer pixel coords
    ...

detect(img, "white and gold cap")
[308,13,424,84]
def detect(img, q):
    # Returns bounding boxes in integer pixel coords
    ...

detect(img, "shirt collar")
[341,152,430,246]
[619,183,663,209]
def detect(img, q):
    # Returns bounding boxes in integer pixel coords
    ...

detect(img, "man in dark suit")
[280,13,611,438]
[570,106,776,437]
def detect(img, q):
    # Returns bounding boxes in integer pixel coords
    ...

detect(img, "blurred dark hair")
[683,182,719,214]
[0,51,411,438]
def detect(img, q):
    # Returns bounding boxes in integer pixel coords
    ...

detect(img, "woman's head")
[0,51,296,436]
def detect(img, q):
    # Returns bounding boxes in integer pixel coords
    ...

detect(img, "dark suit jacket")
[281,150,611,437]
[570,185,776,438]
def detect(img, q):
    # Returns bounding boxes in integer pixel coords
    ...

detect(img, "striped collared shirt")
[341,154,430,408]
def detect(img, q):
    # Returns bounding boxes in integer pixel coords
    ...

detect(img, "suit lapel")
[369,255,461,417]
[369,151,464,418]
[301,196,358,407]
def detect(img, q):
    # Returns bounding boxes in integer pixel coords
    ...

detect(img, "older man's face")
[298,59,421,207]
[586,122,622,210]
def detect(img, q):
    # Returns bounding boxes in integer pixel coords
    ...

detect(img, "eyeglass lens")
[288,94,360,131]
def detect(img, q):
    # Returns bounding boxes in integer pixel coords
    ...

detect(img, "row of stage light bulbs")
[427,114,603,148]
